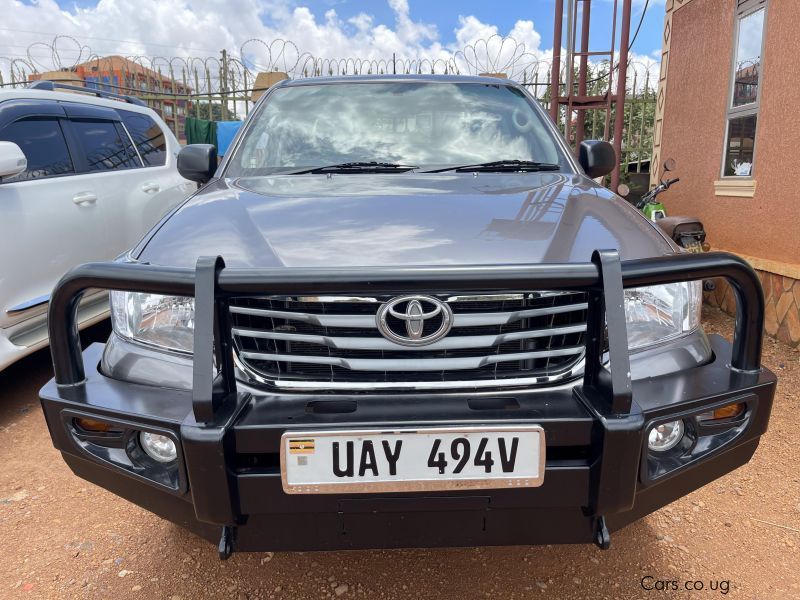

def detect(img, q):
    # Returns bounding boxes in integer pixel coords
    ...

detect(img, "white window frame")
[721,0,767,180]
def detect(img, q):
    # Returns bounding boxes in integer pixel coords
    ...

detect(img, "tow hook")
[218,525,236,560]
[594,516,611,550]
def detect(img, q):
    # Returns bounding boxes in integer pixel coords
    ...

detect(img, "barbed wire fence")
[0,35,657,173]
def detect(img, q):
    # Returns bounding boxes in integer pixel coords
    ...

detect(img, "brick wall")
[706,271,800,347]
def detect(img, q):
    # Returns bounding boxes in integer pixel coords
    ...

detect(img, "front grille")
[230,291,588,390]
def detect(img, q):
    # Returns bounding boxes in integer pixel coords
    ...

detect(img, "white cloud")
[1,0,547,77]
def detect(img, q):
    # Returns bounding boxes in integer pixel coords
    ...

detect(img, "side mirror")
[578,140,616,179]
[0,141,27,180]
[617,183,630,198]
[663,158,676,172]
[177,144,218,184]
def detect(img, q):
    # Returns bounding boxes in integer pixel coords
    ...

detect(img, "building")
[29,56,191,140]
[652,0,799,346]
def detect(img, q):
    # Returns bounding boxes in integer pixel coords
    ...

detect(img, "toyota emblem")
[375,295,453,347]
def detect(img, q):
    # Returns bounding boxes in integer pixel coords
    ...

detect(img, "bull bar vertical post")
[181,256,243,547]
[191,255,236,423]
[575,250,641,541]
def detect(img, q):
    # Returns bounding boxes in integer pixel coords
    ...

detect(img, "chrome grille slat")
[239,346,584,371]
[229,306,374,328]
[232,323,587,351]
[230,291,589,390]
[229,302,589,328]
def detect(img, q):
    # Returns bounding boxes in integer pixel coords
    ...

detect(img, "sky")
[1,0,664,81]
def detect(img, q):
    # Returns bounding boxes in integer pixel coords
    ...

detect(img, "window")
[724,115,757,176]
[227,82,568,177]
[723,0,766,178]
[0,118,74,182]
[120,110,167,167]
[71,120,140,172]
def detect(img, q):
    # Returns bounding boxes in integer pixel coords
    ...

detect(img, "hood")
[136,173,672,269]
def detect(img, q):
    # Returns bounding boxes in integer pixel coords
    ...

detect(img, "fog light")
[139,431,177,463]
[648,420,684,452]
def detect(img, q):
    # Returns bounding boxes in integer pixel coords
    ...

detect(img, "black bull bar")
[49,250,766,398]
[42,250,771,552]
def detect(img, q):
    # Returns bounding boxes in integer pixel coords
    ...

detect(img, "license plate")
[280,425,545,494]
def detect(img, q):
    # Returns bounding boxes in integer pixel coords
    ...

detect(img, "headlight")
[110,292,195,353]
[624,281,702,350]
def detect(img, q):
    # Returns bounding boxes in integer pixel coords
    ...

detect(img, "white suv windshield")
[226,82,568,176]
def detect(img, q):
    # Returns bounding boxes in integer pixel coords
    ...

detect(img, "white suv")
[0,82,195,371]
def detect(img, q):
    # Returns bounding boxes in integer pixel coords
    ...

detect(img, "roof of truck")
[279,73,523,87]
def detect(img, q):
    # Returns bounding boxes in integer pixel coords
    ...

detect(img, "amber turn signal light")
[73,417,123,433]
[698,403,745,422]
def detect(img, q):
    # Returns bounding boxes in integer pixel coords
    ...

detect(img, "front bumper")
[39,251,777,553]
[40,335,775,552]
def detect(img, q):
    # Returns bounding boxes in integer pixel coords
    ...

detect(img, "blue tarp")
[216,121,243,156]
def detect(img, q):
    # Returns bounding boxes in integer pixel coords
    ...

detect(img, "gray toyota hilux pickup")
[40,75,776,557]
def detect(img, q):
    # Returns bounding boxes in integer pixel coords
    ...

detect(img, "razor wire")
[0,34,658,166]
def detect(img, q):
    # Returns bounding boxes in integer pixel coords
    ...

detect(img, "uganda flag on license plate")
[289,439,315,454]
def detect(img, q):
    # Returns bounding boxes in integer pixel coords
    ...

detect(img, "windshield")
[225,82,570,176]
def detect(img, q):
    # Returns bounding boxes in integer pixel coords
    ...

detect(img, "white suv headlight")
[110,292,195,354]
[624,281,702,350]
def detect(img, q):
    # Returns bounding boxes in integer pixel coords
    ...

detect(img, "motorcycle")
[620,159,708,254]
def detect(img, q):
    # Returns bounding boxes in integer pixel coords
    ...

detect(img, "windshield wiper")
[289,161,418,175]
[424,160,561,173]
